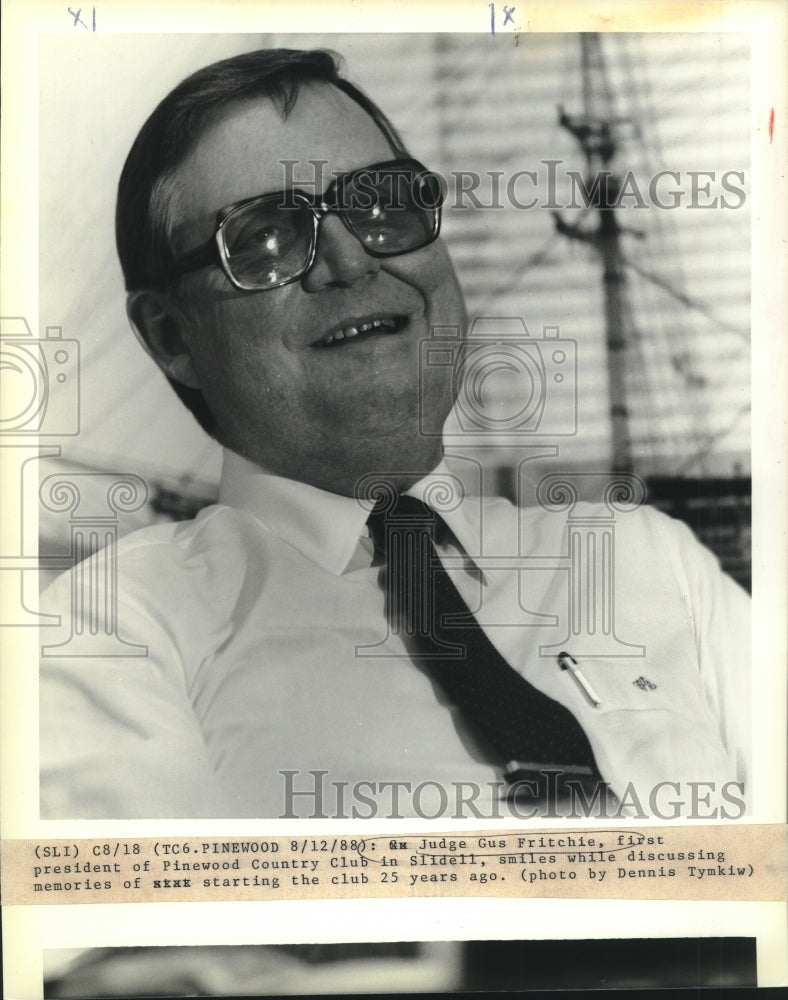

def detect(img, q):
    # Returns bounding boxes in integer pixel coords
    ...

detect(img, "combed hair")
[116,48,409,434]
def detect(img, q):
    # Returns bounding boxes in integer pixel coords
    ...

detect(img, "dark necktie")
[368,492,606,801]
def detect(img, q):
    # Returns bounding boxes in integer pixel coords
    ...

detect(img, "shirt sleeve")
[645,506,752,788]
[39,546,233,819]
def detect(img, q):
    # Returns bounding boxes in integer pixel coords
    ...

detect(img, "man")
[40,48,750,820]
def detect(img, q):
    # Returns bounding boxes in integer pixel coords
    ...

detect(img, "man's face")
[170,84,467,495]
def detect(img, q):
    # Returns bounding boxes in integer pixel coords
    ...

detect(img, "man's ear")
[126,290,201,389]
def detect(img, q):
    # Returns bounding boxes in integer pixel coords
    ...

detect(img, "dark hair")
[116,48,409,434]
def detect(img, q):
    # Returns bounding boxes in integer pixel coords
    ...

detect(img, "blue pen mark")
[67,6,96,30]
[67,6,86,28]
[489,2,495,35]
[503,5,516,26]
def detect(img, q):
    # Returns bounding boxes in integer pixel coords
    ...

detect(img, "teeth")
[318,318,394,346]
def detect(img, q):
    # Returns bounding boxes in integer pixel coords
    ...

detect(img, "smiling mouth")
[314,315,409,347]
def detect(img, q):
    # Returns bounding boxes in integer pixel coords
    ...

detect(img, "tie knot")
[367,493,437,556]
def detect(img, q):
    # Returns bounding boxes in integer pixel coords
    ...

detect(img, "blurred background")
[44,937,757,996]
[32,32,751,587]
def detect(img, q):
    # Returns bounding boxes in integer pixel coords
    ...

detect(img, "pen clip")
[557,651,602,708]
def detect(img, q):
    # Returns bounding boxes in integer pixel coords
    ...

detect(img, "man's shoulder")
[479,493,692,554]
[43,503,271,601]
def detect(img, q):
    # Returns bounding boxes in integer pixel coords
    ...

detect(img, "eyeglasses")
[170,158,444,292]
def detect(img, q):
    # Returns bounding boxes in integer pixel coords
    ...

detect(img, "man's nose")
[301,212,380,291]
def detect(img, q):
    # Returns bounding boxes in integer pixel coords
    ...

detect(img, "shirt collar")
[218,449,483,576]
[218,450,371,575]
[405,461,483,562]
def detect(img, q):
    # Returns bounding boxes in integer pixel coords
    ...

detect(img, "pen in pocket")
[557,651,602,708]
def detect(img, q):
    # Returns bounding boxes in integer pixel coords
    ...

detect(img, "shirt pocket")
[556,654,708,725]
[559,655,738,793]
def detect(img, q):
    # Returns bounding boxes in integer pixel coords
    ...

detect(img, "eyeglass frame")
[168,157,444,292]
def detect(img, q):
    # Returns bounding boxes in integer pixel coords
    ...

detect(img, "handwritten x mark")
[68,7,88,29]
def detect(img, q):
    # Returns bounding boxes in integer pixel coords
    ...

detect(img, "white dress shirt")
[40,450,750,819]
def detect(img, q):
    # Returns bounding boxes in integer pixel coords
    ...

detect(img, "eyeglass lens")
[221,166,441,288]
[223,201,313,288]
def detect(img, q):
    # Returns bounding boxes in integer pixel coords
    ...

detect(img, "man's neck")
[222,443,446,500]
